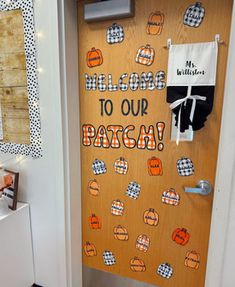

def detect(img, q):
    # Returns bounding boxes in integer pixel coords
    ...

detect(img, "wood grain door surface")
[78,0,233,286]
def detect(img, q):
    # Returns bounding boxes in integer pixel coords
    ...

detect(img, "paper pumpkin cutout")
[103,251,116,266]
[107,23,124,44]
[177,157,194,176]
[126,181,141,199]
[157,263,174,279]
[136,45,155,66]
[111,199,125,216]
[89,214,102,229]
[146,11,164,35]
[185,251,200,269]
[130,257,146,272]
[113,225,129,241]
[162,188,180,206]
[172,228,190,246]
[143,208,159,226]
[84,242,97,257]
[87,179,100,196]
[184,2,205,28]
[114,157,128,175]
[147,157,163,176]
[92,159,107,175]
[86,47,103,68]
[136,234,150,252]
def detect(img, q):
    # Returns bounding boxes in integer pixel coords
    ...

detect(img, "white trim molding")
[58,0,83,286]
[205,2,235,287]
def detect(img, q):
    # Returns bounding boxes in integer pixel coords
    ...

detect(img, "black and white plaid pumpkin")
[103,251,116,266]
[92,159,107,175]
[126,181,141,199]
[107,23,124,44]
[114,157,128,175]
[177,157,194,176]
[157,263,173,279]
[184,2,205,28]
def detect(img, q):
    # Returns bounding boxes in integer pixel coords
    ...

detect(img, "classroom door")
[78,0,233,286]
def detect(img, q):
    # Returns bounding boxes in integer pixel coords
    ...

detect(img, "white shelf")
[0,202,35,287]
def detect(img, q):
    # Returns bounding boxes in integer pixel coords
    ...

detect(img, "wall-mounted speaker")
[84,0,134,22]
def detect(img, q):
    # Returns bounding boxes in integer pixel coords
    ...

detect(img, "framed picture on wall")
[0,170,19,210]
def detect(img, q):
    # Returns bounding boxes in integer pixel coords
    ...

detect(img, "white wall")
[0,0,68,286]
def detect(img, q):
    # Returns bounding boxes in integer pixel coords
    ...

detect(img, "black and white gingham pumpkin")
[184,2,205,28]
[107,23,124,44]
[126,181,141,199]
[177,157,194,176]
[111,199,125,216]
[92,159,107,175]
[114,157,128,175]
[157,263,174,279]
[103,251,116,266]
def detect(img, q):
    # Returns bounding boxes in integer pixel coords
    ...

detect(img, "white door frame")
[205,2,235,287]
[59,1,235,286]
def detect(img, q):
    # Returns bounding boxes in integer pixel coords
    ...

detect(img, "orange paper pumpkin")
[84,242,97,257]
[143,208,159,226]
[87,179,100,196]
[185,251,200,269]
[130,257,146,272]
[148,157,163,176]
[111,199,125,216]
[89,214,101,229]
[146,11,165,35]
[113,225,129,241]
[172,228,190,246]
[135,44,155,66]
[114,157,128,175]
[86,47,103,68]
[162,188,180,206]
[136,234,150,252]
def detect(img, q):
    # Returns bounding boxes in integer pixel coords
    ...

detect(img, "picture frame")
[1,169,19,210]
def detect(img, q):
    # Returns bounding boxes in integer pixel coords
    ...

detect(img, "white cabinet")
[0,203,34,287]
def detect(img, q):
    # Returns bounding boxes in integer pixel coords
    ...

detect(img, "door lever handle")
[184,180,212,196]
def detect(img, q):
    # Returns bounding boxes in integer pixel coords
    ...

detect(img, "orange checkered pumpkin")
[143,208,159,226]
[136,44,155,66]
[86,47,103,68]
[185,251,200,269]
[172,228,190,246]
[136,234,150,252]
[113,225,129,241]
[111,199,124,216]
[130,257,146,272]
[114,157,128,175]
[162,188,180,206]
[84,242,97,257]
[87,179,100,196]
[89,214,101,229]
[148,157,163,176]
[146,11,164,35]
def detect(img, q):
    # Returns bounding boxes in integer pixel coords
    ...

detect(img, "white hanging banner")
[167,41,218,87]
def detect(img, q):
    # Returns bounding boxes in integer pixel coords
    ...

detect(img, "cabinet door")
[78,0,233,286]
